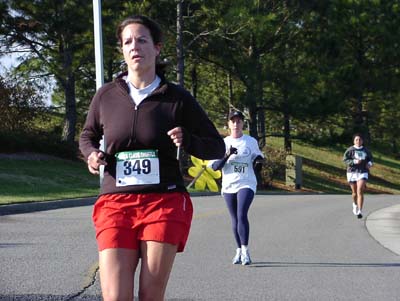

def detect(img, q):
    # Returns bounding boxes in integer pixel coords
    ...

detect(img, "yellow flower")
[188,156,221,192]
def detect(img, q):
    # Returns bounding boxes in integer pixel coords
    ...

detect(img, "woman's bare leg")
[356,179,367,211]
[99,248,139,301]
[138,241,178,301]
[349,182,357,205]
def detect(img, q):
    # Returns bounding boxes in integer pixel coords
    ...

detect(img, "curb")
[366,204,400,256]
[0,192,219,216]
[0,191,319,216]
[0,197,96,216]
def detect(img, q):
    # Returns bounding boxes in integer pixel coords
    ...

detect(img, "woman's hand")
[167,127,183,147]
[227,146,238,157]
[87,151,107,175]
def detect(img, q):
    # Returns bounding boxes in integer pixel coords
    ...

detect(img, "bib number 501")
[234,165,245,173]
[124,159,151,175]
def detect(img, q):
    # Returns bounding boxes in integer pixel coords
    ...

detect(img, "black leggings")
[223,188,254,247]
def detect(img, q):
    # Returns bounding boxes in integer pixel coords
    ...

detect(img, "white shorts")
[347,172,368,183]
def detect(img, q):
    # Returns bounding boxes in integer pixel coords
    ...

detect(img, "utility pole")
[176,0,184,87]
[93,0,105,184]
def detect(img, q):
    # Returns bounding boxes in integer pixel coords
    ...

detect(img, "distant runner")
[343,133,373,219]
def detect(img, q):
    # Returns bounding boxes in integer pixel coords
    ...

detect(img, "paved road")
[1,194,400,300]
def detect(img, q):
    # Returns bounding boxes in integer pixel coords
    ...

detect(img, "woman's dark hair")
[116,15,163,47]
[353,133,364,141]
[116,15,167,75]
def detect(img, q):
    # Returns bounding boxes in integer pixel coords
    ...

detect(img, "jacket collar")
[115,71,168,96]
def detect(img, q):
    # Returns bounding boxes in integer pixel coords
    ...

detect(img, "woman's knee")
[102,290,132,301]
[237,212,248,224]
[139,283,165,301]
[138,271,170,300]
[99,248,137,301]
[357,181,366,192]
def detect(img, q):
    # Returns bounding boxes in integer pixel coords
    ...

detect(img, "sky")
[1,54,53,106]
[0,53,19,73]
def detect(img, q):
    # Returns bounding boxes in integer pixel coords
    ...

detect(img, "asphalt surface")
[1,194,400,300]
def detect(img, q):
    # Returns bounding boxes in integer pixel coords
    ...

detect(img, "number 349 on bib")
[115,150,160,186]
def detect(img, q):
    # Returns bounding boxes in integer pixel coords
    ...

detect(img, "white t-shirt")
[211,134,264,194]
[126,76,161,106]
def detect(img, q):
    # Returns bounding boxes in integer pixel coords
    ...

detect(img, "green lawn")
[1,139,399,205]
[268,137,400,194]
[0,158,100,204]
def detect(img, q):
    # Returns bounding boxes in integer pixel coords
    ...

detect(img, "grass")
[1,138,399,205]
[0,158,100,204]
[267,137,400,194]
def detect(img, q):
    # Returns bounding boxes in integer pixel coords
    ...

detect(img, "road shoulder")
[366,204,400,256]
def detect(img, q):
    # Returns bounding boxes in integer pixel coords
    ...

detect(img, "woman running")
[209,110,264,265]
[343,133,373,219]
[79,15,224,300]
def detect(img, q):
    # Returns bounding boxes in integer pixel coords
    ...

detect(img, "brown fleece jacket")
[79,74,225,195]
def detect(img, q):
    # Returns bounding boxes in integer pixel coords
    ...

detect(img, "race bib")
[230,162,249,175]
[354,150,366,160]
[115,150,160,186]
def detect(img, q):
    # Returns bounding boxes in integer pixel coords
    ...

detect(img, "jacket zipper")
[132,105,138,144]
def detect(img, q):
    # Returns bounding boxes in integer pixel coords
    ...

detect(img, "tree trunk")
[227,72,233,110]
[245,87,259,139]
[354,94,364,131]
[244,43,262,140]
[283,109,291,153]
[353,50,369,137]
[283,88,292,153]
[62,73,76,144]
[61,46,76,144]
[392,139,398,154]
[191,64,197,99]
[257,108,266,148]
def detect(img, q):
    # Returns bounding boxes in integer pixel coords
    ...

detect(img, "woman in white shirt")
[209,111,264,265]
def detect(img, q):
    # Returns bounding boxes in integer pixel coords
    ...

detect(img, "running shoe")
[232,248,241,264]
[241,250,252,266]
[357,209,363,219]
[352,203,358,215]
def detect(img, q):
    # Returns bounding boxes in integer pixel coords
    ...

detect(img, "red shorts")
[92,192,193,252]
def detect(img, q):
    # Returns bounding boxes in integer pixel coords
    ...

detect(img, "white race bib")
[354,150,366,160]
[230,161,249,177]
[115,150,160,186]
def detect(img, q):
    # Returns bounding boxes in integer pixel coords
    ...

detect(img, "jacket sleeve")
[342,147,354,167]
[208,159,224,171]
[79,93,103,160]
[366,148,373,166]
[366,149,374,168]
[253,155,264,172]
[179,90,225,160]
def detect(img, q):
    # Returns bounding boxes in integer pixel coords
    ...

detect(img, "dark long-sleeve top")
[343,145,373,173]
[79,73,225,195]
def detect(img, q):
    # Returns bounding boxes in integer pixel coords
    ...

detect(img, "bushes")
[0,130,79,159]
[0,75,47,132]
[0,75,79,159]
[258,146,288,188]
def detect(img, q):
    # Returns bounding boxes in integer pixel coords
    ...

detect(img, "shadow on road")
[0,295,101,301]
[0,295,194,301]
[250,261,400,268]
[0,243,33,248]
